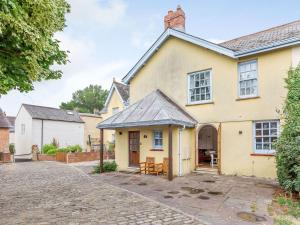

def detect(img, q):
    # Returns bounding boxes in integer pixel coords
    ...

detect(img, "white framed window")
[253,120,279,154]
[112,107,120,115]
[238,60,258,98]
[21,124,25,135]
[153,130,163,149]
[188,70,212,104]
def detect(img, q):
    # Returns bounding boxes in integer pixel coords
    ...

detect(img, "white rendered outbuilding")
[15,104,84,158]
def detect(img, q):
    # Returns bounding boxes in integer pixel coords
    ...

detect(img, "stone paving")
[0,161,202,225]
[76,161,277,225]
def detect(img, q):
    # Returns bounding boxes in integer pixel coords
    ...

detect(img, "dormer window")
[188,70,212,104]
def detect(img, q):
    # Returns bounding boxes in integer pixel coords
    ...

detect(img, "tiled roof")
[0,108,11,128]
[7,116,15,132]
[114,81,129,102]
[219,20,300,52]
[23,104,84,123]
[97,89,197,129]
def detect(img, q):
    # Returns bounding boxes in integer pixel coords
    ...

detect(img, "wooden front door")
[129,131,140,167]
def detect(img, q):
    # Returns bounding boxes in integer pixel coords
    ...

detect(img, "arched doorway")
[198,125,218,167]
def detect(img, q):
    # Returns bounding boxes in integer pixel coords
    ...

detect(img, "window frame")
[187,69,213,105]
[21,124,25,135]
[252,120,280,154]
[238,60,258,99]
[152,130,163,149]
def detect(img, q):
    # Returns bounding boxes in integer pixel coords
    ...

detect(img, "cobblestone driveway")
[0,162,202,225]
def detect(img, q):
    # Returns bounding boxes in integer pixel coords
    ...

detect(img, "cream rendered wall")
[80,115,102,151]
[15,106,33,155]
[292,46,300,67]
[127,37,293,178]
[115,126,195,176]
[102,90,125,148]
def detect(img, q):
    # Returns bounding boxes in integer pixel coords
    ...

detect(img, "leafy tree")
[275,65,300,193]
[0,0,70,94]
[60,85,108,113]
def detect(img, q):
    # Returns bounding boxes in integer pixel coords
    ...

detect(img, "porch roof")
[97,90,197,129]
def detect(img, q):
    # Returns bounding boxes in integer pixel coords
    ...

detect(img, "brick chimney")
[164,5,185,32]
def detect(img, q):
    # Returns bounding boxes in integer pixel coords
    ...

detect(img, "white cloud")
[68,0,127,28]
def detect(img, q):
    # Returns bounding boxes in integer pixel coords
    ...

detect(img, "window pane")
[271,122,277,128]
[263,123,269,129]
[256,138,262,143]
[256,144,262,150]
[263,130,269,135]
[263,143,270,150]
[256,130,262,136]
[255,123,262,129]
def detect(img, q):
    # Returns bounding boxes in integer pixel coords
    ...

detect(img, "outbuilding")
[15,104,84,158]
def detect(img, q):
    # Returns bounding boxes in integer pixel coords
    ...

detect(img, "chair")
[162,157,169,176]
[148,163,163,176]
[139,157,155,174]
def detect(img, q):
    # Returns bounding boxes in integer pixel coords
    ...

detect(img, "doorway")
[198,125,218,167]
[128,131,140,167]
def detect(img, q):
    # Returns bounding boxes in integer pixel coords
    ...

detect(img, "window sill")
[236,96,260,101]
[250,153,275,157]
[150,149,163,151]
[186,101,214,106]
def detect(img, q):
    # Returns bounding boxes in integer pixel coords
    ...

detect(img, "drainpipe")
[41,120,44,153]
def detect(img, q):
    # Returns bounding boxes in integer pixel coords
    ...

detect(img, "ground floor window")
[153,130,163,149]
[253,120,279,154]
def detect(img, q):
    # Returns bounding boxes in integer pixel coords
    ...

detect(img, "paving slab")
[76,162,277,225]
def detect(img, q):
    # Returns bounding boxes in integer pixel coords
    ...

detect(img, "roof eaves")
[96,119,195,129]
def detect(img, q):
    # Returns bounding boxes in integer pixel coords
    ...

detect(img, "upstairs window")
[153,130,163,149]
[238,60,258,98]
[188,70,212,104]
[253,120,279,154]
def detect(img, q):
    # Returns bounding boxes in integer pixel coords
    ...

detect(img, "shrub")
[57,145,83,153]
[46,148,57,155]
[42,144,57,154]
[108,142,115,152]
[9,144,15,154]
[275,65,300,193]
[94,161,118,173]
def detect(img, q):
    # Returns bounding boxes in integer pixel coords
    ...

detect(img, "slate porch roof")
[7,116,15,132]
[22,104,84,123]
[97,90,197,129]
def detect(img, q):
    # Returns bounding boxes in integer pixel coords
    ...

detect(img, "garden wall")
[55,151,114,163]
[0,153,12,163]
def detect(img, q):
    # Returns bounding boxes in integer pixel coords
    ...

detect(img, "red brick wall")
[37,154,56,161]
[0,128,9,153]
[55,151,114,163]
[0,153,11,162]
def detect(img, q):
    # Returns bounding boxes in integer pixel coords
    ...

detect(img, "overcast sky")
[1,0,300,116]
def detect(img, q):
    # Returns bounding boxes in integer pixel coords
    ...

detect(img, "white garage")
[15,104,84,158]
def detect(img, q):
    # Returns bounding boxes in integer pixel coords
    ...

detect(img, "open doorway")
[198,125,218,168]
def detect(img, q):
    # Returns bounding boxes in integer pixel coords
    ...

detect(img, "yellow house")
[100,79,129,149]
[79,113,103,151]
[98,7,300,180]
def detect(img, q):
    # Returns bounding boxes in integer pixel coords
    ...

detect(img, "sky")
[1,0,300,116]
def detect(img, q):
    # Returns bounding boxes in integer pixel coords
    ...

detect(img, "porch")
[97,90,198,180]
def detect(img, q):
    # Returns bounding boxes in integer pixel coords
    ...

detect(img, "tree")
[60,85,108,113]
[0,0,70,94]
[275,65,300,193]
